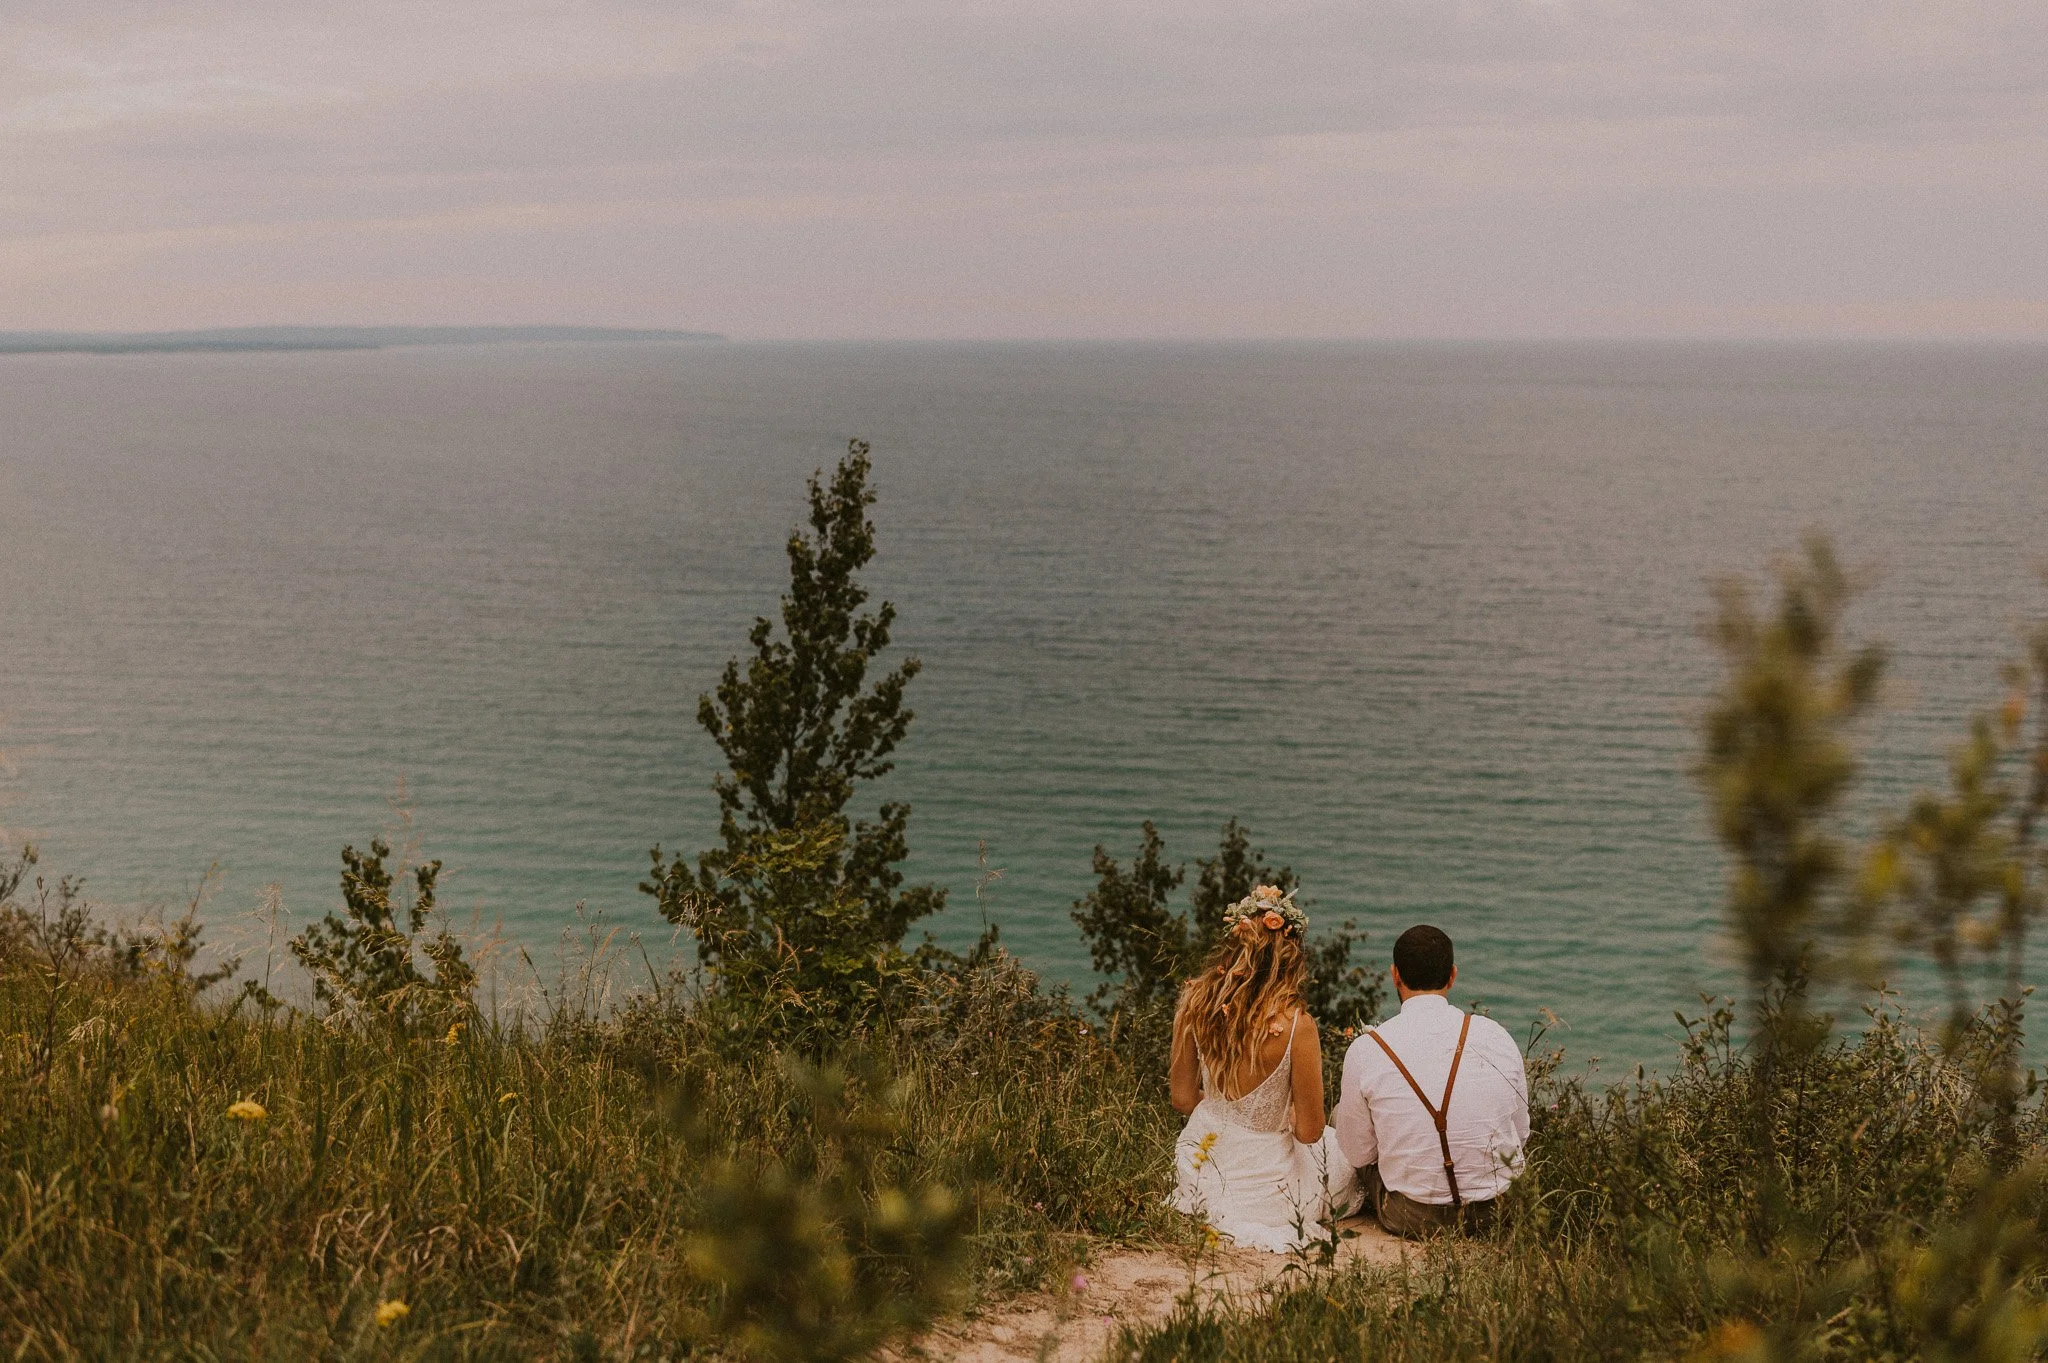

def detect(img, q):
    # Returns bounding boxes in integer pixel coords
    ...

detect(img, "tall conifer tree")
[645,441,943,1029]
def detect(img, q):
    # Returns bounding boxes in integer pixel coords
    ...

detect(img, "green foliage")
[1699,534,1886,1021]
[0,853,241,1087]
[1884,1162,2048,1363]
[0,851,236,999]
[0,890,1174,1359]
[288,836,474,1030]
[643,440,943,1039]
[1074,818,1384,1051]
[1884,712,2024,1035]
[1113,539,2048,1362]
[1302,920,1385,1036]
[1862,608,2048,1163]
[1073,820,1191,1013]
[678,1056,971,1361]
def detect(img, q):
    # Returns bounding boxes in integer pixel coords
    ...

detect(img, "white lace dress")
[1170,1013,1361,1253]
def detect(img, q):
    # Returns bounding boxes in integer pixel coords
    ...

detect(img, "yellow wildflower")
[1191,1131,1219,1170]
[226,1099,267,1122]
[374,1299,410,1327]
[444,1021,465,1045]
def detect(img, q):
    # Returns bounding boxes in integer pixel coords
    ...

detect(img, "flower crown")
[1222,883,1308,937]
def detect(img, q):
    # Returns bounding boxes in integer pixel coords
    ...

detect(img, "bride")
[1169,885,1359,1252]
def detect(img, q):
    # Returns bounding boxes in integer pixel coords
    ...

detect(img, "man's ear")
[1390,963,1405,992]
[1447,964,1457,991]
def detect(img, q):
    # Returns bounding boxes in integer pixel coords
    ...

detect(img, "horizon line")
[7,326,2048,350]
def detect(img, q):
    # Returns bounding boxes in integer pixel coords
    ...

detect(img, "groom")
[1332,925,1529,1237]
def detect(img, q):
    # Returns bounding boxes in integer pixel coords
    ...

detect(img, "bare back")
[1170,1002,1328,1143]
[1213,1011,1298,1099]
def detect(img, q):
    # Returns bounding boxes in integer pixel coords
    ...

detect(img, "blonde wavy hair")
[1178,896,1309,1098]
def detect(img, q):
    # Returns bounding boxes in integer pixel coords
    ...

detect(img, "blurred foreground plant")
[677,1055,972,1361]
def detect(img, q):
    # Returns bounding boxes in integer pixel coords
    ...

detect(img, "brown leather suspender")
[1366,1012,1474,1210]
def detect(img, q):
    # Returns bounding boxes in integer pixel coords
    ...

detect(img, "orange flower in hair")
[1222,887,1308,936]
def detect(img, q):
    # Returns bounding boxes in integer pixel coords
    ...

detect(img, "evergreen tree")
[644,441,944,1032]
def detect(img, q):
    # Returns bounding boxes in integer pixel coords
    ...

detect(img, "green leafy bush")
[288,836,475,1031]
[1075,818,1384,1075]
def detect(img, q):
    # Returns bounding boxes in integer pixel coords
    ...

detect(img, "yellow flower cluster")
[374,1299,410,1327]
[226,1100,267,1122]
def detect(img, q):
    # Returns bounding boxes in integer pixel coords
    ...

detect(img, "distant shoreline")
[0,326,727,355]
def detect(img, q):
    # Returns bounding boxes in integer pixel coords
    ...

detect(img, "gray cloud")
[4,0,2044,336]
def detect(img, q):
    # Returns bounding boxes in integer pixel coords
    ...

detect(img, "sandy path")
[905,1218,1410,1363]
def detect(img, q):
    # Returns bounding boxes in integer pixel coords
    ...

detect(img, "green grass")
[1116,999,2048,1362]
[0,927,1180,1359]
[9,868,2048,1362]
[10,898,2048,1361]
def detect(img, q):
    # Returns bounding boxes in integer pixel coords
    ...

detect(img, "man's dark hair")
[1393,924,1455,991]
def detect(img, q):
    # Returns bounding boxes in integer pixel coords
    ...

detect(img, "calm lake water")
[2,340,2045,1071]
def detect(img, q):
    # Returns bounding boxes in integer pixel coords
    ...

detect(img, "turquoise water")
[2,341,2045,1070]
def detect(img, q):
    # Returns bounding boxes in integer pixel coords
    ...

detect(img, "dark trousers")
[1358,1164,1498,1239]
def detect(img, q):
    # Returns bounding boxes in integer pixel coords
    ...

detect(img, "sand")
[903,1218,1411,1363]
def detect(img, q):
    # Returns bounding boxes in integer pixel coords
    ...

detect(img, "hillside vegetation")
[4,447,2047,1361]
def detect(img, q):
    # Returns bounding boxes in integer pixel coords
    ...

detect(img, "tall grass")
[0,895,1178,1359]
[1119,1000,2047,1361]
[1118,540,2048,1363]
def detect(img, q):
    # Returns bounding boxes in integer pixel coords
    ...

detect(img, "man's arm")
[1330,1039,1378,1169]
[1505,1028,1531,1149]
[1476,1019,1532,1154]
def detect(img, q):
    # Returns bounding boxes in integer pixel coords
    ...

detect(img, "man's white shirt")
[1331,993,1530,1206]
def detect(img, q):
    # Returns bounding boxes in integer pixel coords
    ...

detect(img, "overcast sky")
[4,0,2045,339]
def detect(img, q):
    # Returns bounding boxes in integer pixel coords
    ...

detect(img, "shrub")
[1075,818,1384,1073]
[288,835,475,1030]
